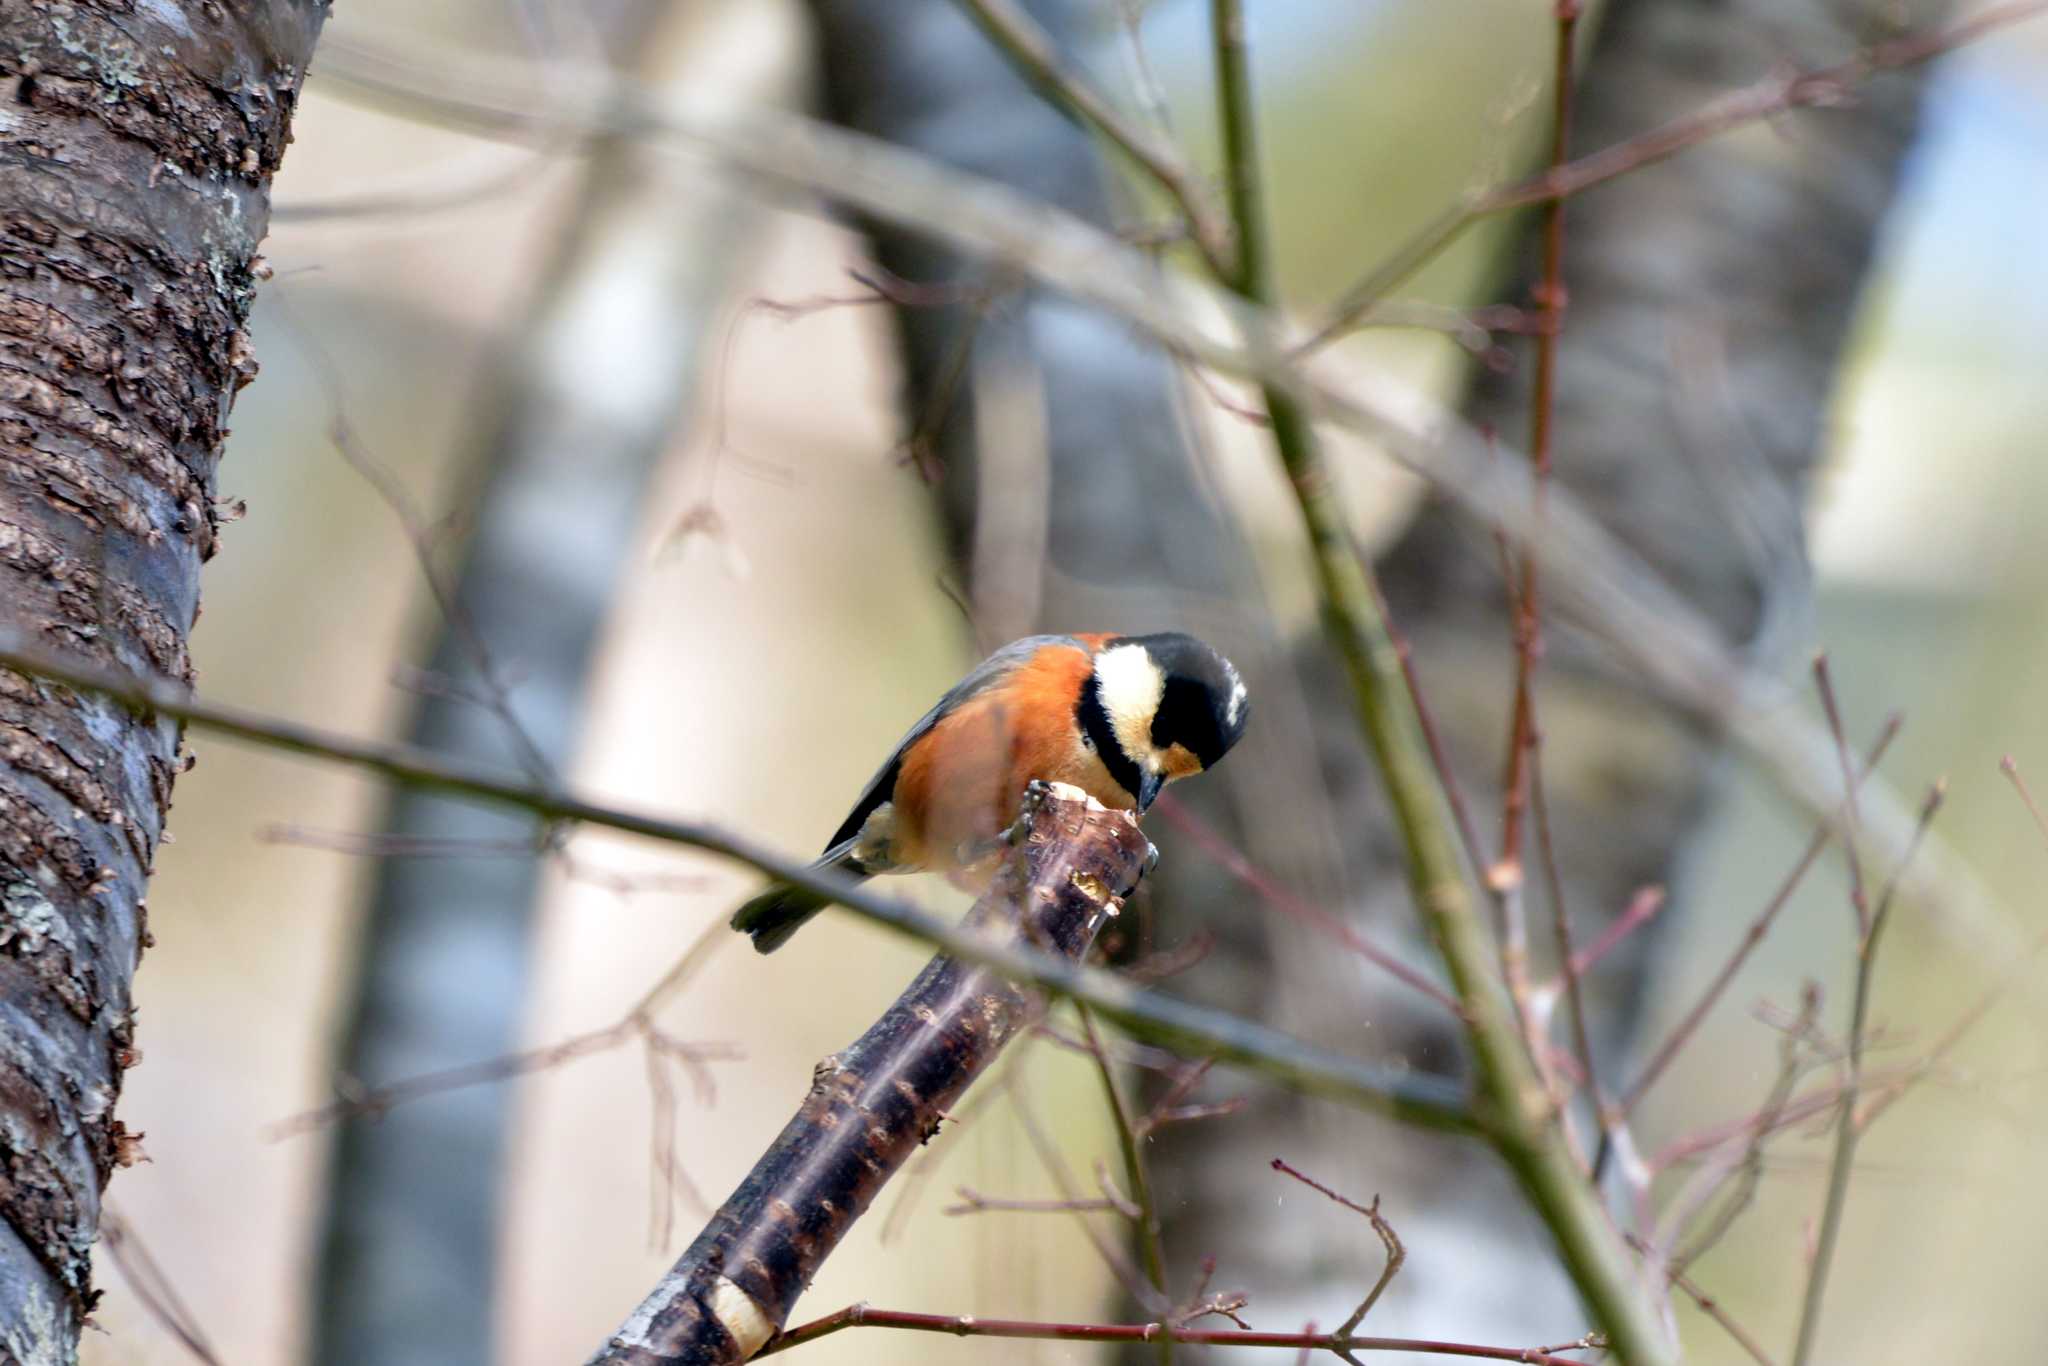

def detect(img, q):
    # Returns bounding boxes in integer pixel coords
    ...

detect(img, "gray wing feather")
[822,634,1084,853]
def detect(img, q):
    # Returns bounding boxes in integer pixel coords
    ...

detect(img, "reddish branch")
[755,1303,1602,1363]
[589,785,1152,1364]
[1303,0,2048,350]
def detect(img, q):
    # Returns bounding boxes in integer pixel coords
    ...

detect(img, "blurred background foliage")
[80,0,2048,1362]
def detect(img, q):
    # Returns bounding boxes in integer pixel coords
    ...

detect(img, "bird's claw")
[1003,780,1054,846]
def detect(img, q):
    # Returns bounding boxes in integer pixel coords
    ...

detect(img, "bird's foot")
[1002,780,1055,846]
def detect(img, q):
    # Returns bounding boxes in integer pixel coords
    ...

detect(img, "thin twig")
[1532,746,1604,1155]
[1566,885,1665,981]
[1627,1236,1780,1366]
[757,1303,1606,1362]
[1790,779,1946,1366]
[1811,655,1869,937]
[267,916,734,1139]
[944,1188,1137,1219]
[1269,1159,1405,1334]
[269,290,557,788]
[1203,2,1667,1356]
[952,0,1233,276]
[1668,984,1823,1274]
[1496,4,1584,1118]
[100,1210,222,1366]
[1154,796,1460,1013]
[1618,715,1901,1118]
[1009,1061,1167,1313]
[1077,1003,1173,1364]
[1299,0,2048,351]
[1365,566,1488,883]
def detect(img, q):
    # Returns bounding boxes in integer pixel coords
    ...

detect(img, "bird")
[730,632,1250,953]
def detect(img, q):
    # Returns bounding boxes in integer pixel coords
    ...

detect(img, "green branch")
[1202,4,1671,1361]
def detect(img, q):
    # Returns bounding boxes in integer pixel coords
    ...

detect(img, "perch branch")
[587,784,1150,1363]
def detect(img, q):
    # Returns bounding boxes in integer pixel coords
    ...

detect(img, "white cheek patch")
[1094,643,1166,768]
[1225,673,1247,729]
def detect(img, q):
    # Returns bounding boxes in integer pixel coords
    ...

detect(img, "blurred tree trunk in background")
[808,0,1947,1350]
[1202,0,1950,1344]
[805,0,1365,1326]
[310,10,766,1364]
[803,0,1322,985]
[0,3,326,1358]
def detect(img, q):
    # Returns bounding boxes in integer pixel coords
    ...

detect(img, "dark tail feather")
[729,841,867,953]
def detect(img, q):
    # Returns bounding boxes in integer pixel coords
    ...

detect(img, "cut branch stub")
[591,783,1153,1365]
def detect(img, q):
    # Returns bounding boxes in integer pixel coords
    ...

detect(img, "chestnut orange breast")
[889,639,1124,869]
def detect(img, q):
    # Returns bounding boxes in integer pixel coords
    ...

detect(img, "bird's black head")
[1078,632,1249,812]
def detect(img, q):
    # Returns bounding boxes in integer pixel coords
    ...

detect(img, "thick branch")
[589,785,1152,1364]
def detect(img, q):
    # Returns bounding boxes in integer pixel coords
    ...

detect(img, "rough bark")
[0,2,326,1358]
[308,10,770,1365]
[590,785,1153,1365]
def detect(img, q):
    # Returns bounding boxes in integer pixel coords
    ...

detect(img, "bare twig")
[1627,1235,1780,1366]
[1791,779,1946,1366]
[1810,655,1868,937]
[757,1303,1606,1362]
[100,1210,221,1366]
[1565,885,1665,981]
[1532,750,1605,1153]
[1076,1003,1173,1364]
[1008,1064,1164,1312]
[1619,715,1901,1117]
[944,1187,1138,1219]
[1269,1159,1405,1335]
[1300,0,2048,351]
[269,918,734,1141]
[1154,796,1460,1013]
[1667,984,1823,1274]
[952,0,1233,276]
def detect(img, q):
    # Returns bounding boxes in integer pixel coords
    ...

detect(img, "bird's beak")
[1135,768,1164,815]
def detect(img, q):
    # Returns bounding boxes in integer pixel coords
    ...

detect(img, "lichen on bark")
[0,2,327,1354]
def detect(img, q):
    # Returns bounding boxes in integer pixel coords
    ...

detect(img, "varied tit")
[731,632,1249,953]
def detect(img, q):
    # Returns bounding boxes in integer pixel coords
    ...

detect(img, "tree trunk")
[0,3,326,1357]
[310,11,769,1365]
